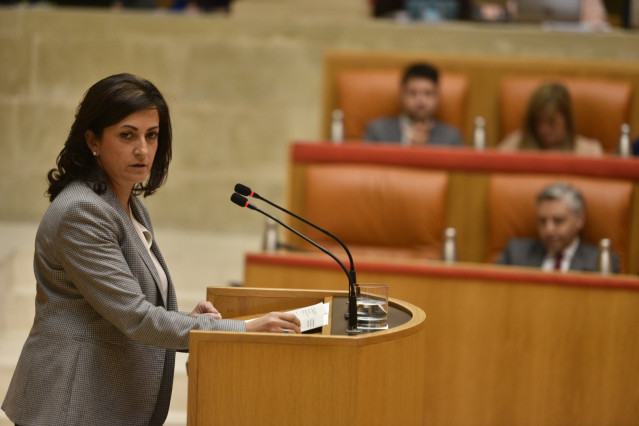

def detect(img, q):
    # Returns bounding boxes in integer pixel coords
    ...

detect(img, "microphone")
[234,183,357,284]
[230,192,359,334]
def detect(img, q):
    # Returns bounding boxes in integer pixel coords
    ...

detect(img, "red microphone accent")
[250,190,255,197]
[244,201,250,208]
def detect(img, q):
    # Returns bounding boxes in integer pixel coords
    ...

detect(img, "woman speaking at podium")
[2,73,300,426]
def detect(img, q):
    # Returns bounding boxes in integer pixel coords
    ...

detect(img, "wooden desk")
[187,287,427,425]
[244,252,639,426]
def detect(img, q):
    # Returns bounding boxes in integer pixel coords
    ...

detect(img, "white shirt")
[541,238,580,273]
[399,115,413,146]
[130,210,169,300]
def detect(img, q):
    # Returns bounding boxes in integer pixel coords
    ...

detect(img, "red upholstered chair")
[299,163,449,260]
[337,70,469,141]
[499,76,633,153]
[487,173,632,272]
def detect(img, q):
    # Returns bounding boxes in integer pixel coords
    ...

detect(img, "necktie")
[554,252,564,271]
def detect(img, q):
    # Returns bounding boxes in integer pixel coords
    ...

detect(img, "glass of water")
[355,283,389,332]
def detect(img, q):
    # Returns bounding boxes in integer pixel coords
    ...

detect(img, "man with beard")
[364,62,464,146]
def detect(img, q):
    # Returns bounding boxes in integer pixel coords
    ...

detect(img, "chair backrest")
[337,70,470,141]
[487,173,633,272]
[300,163,449,259]
[499,76,633,153]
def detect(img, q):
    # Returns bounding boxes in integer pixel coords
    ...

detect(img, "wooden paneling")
[244,253,639,426]
[188,287,427,426]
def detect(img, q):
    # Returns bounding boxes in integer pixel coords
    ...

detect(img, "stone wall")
[1,1,638,233]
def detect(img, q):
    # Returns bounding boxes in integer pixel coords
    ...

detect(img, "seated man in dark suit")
[496,182,619,273]
[364,62,464,146]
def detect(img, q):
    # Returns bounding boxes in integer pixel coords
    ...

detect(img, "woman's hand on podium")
[189,300,222,320]
[246,312,302,334]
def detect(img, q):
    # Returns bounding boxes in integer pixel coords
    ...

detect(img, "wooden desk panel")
[244,252,639,426]
[189,287,426,425]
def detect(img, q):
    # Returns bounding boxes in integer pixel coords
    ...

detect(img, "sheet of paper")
[244,301,330,332]
[286,302,330,332]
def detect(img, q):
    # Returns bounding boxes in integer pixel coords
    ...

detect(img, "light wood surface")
[243,252,639,426]
[187,287,427,426]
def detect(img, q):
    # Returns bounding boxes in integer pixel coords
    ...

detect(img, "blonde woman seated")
[498,83,603,155]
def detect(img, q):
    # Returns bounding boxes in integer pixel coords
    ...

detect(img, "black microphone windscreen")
[234,183,252,196]
[230,192,249,207]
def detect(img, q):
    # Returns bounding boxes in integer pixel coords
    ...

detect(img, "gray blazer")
[364,117,464,146]
[3,180,245,426]
[496,238,620,273]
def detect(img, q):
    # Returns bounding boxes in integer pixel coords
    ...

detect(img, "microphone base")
[347,292,358,335]
[344,312,360,334]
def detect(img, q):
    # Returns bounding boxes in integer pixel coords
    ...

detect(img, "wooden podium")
[187,287,427,425]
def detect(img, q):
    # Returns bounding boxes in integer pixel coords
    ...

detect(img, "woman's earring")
[93,151,98,157]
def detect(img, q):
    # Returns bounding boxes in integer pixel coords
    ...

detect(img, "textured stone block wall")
[1,2,637,233]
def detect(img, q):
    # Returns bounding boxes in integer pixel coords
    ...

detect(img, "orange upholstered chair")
[299,164,449,260]
[487,173,633,272]
[499,76,633,153]
[337,70,469,141]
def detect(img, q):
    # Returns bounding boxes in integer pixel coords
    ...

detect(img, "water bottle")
[330,109,344,144]
[618,123,630,158]
[442,227,457,263]
[597,238,612,274]
[261,218,279,252]
[473,116,486,151]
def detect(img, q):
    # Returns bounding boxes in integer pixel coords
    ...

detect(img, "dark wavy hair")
[47,73,172,202]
